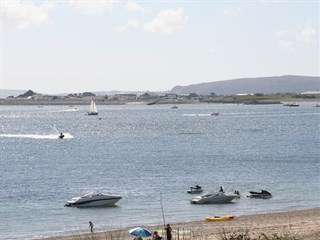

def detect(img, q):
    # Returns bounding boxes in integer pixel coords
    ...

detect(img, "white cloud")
[67,0,118,15]
[124,2,147,13]
[275,25,317,50]
[277,39,294,50]
[298,26,316,44]
[144,8,188,34]
[1,0,55,29]
[116,18,140,32]
[127,19,140,29]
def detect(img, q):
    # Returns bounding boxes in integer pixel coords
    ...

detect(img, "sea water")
[0,104,319,240]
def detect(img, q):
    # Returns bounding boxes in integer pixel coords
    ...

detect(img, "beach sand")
[39,208,320,240]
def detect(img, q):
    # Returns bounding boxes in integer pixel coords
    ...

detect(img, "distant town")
[2,75,320,105]
[1,89,319,106]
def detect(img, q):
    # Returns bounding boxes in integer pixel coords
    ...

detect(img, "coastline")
[1,94,319,106]
[38,208,320,240]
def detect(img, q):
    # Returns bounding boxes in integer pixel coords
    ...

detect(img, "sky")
[0,0,319,94]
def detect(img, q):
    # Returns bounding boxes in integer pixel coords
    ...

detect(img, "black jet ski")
[247,190,272,199]
[187,185,203,194]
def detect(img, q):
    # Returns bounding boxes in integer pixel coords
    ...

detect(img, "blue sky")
[1,0,319,94]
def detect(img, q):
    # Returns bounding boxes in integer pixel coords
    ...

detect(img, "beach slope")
[39,208,320,240]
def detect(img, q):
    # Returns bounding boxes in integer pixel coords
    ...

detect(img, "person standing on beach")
[165,224,172,240]
[89,221,94,233]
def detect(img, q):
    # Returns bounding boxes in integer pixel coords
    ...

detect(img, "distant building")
[187,93,199,99]
[114,94,137,100]
[163,93,178,99]
[138,92,158,100]
[82,92,96,97]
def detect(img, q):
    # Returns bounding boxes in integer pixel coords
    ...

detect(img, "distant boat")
[88,100,98,115]
[210,113,219,116]
[64,192,122,207]
[314,103,320,107]
[147,100,159,105]
[283,103,299,107]
[171,105,178,109]
[247,190,272,199]
[186,185,203,194]
[191,192,237,204]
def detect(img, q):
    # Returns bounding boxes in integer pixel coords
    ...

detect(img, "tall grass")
[219,229,301,240]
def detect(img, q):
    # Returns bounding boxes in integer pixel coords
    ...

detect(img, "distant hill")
[0,89,27,98]
[170,75,320,95]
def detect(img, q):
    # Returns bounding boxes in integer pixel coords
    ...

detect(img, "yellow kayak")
[204,215,234,222]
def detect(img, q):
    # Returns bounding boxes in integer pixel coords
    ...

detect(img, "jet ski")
[59,133,65,139]
[247,190,272,199]
[187,185,203,194]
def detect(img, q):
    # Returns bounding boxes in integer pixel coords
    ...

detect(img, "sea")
[0,103,319,240]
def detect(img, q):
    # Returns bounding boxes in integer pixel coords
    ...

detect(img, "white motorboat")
[191,192,237,204]
[247,190,272,199]
[65,192,122,207]
[283,103,299,107]
[187,185,203,194]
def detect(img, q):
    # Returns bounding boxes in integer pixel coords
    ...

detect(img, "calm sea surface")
[1,104,319,239]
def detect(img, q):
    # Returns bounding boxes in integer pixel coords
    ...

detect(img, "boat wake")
[46,108,79,113]
[183,113,215,117]
[0,133,74,139]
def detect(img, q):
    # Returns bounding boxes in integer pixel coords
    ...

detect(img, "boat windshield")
[83,192,103,198]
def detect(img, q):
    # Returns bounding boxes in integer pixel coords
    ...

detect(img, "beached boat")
[88,100,98,115]
[191,192,237,204]
[187,185,203,194]
[204,215,234,222]
[247,190,272,199]
[65,192,122,207]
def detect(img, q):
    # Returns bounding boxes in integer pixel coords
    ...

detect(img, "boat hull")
[205,216,234,222]
[88,112,98,115]
[247,194,272,199]
[187,189,203,194]
[65,195,122,207]
[191,193,237,204]
[247,190,272,199]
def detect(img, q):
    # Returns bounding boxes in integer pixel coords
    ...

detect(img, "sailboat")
[88,100,98,115]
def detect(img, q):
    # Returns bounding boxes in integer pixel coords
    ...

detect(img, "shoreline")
[1,96,319,106]
[38,208,320,240]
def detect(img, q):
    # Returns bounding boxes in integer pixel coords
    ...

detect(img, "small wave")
[0,133,74,139]
[183,113,214,117]
[45,108,79,113]
[179,132,203,135]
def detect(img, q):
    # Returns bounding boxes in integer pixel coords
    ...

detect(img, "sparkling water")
[1,104,319,239]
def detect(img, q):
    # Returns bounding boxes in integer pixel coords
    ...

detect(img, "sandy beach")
[39,208,320,240]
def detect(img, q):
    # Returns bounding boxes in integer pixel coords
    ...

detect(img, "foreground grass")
[219,229,301,240]
[64,229,302,240]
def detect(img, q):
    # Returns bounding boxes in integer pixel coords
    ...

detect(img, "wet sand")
[39,208,320,240]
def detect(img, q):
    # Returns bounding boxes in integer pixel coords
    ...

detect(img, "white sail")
[88,100,98,115]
